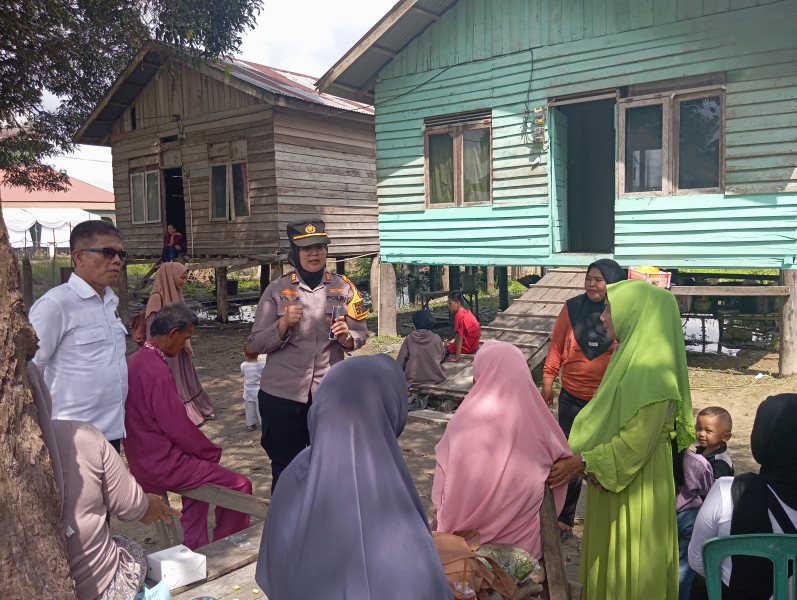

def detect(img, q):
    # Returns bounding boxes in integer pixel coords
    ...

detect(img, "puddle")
[683,315,777,356]
[196,304,257,323]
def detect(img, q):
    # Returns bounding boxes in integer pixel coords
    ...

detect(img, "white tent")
[3,207,103,255]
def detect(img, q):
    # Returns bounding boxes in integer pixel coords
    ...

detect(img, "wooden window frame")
[209,160,250,222]
[129,169,161,225]
[618,86,725,197]
[424,119,492,208]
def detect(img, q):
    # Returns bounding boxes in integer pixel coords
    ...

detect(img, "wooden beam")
[175,484,269,518]
[486,265,495,292]
[371,45,397,57]
[411,5,441,19]
[378,262,397,336]
[260,263,270,294]
[780,270,797,376]
[480,325,551,336]
[670,286,789,297]
[498,267,509,311]
[215,267,228,323]
[539,486,571,600]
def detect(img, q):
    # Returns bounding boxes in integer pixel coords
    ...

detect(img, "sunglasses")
[81,247,130,261]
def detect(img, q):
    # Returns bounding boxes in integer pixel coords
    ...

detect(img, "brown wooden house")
[75,44,378,263]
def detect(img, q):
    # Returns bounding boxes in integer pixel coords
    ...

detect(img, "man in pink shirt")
[124,303,252,549]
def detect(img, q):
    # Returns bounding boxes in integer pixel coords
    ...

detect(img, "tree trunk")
[779,269,797,376]
[486,266,495,292]
[0,204,76,597]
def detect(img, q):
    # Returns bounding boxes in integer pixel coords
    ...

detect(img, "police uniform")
[247,219,368,490]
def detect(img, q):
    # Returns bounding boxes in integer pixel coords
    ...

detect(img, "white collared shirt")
[29,273,128,440]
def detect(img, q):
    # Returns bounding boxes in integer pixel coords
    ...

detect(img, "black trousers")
[259,389,312,493]
[557,387,589,527]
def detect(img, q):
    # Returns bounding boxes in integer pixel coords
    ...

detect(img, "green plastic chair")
[702,534,797,599]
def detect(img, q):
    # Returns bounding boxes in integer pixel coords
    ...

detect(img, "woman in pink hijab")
[432,340,572,558]
[145,262,214,425]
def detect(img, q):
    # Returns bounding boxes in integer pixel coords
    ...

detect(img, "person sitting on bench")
[124,303,252,550]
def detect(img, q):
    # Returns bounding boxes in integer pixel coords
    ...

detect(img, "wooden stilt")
[260,264,270,294]
[116,265,129,325]
[270,262,284,282]
[449,265,461,292]
[336,259,345,275]
[779,269,797,376]
[215,267,229,323]
[370,256,380,314]
[378,262,397,336]
[21,257,33,311]
[442,265,450,291]
[498,267,509,311]
[486,266,495,292]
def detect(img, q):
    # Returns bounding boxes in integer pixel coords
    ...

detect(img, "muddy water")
[683,315,777,356]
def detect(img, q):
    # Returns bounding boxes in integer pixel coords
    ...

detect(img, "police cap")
[286,218,331,247]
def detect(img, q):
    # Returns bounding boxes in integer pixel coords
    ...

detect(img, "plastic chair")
[702,534,797,599]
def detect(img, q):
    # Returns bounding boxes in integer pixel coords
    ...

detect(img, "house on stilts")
[319,0,797,374]
[75,43,379,320]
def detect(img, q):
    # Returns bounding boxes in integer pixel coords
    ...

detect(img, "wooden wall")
[273,108,379,256]
[110,67,277,256]
[374,0,797,268]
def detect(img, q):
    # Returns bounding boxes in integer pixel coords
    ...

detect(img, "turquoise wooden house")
[318,0,797,270]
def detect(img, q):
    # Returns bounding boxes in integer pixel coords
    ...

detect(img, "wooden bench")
[149,485,269,595]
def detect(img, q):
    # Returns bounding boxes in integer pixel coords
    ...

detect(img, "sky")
[48,0,398,192]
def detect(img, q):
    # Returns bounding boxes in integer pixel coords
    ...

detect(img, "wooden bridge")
[412,268,586,401]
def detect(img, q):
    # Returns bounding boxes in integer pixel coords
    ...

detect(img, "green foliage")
[0,0,263,191]
[507,279,527,297]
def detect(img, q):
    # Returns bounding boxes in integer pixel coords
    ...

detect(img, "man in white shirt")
[29,220,130,451]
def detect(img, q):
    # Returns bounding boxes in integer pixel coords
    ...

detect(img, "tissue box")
[146,544,207,589]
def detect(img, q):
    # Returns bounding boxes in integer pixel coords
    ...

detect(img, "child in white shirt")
[240,350,265,431]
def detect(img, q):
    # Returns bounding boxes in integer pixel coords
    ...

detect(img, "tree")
[0,0,263,191]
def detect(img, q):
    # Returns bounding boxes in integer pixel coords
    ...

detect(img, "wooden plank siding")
[108,65,378,258]
[373,0,797,268]
[273,110,379,257]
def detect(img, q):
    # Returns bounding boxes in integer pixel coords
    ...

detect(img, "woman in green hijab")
[547,279,694,600]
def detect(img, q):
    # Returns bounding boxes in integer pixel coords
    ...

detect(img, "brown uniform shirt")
[248,269,368,402]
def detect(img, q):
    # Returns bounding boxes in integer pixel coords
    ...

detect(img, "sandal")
[247,424,257,431]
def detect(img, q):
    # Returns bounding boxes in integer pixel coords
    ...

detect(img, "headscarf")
[412,309,437,331]
[728,394,797,599]
[568,280,694,456]
[565,259,626,360]
[432,341,572,558]
[255,354,453,600]
[287,241,326,290]
[28,362,64,516]
[145,262,192,353]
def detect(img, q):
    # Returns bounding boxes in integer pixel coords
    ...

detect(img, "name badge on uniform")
[589,342,599,347]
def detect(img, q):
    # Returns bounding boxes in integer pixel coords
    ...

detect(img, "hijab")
[255,354,453,600]
[287,241,325,290]
[728,394,797,599]
[432,341,572,558]
[412,309,437,330]
[145,262,192,353]
[565,259,627,360]
[568,280,695,456]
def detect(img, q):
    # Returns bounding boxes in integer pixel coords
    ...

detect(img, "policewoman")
[246,218,368,491]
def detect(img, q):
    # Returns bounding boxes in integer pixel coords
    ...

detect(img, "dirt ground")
[112,317,795,583]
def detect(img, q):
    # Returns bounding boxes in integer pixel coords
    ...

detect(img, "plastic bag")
[478,543,540,585]
[133,580,172,600]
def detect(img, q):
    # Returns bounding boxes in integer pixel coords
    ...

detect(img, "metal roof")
[75,44,373,146]
[317,0,459,102]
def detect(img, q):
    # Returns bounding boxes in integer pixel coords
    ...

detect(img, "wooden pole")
[336,259,345,275]
[116,265,129,325]
[498,267,509,311]
[442,265,450,291]
[486,266,495,292]
[215,267,229,323]
[260,264,270,294]
[369,256,380,314]
[270,262,284,282]
[539,487,571,600]
[378,261,397,336]
[21,257,33,311]
[779,269,797,376]
[449,265,461,292]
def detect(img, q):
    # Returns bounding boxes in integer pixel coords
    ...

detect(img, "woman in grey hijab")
[255,354,453,600]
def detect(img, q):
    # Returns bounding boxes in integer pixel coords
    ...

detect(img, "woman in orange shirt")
[542,259,626,540]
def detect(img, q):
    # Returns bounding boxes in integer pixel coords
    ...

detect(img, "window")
[425,110,491,207]
[210,162,249,220]
[130,169,161,224]
[619,88,723,195]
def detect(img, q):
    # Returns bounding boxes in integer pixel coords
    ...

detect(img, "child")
[397,309,446,386]
[694,406,734,478]
[444,290,481,363]
[674,447,714,600]
[241,350,265,431]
